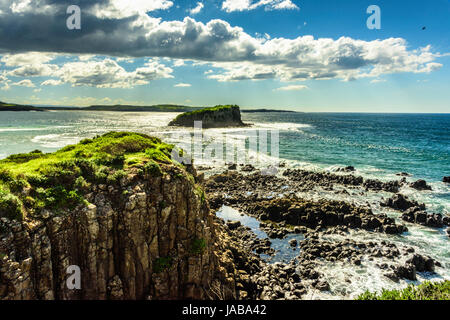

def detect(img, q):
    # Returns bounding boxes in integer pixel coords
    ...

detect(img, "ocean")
[0,110,449,298]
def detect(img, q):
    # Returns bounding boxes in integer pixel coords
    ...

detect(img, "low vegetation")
[356,281,450,300]
[0,132,200,221]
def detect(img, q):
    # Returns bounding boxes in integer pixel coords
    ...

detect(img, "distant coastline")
[0,101,298,113]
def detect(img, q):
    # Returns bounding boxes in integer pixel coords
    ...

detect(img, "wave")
[31,133,81,148]
[0,126,71,132]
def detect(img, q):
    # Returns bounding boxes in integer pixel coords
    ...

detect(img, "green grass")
[356,281,450,300]
[190,238,207,255]
[0,132,181,220]
[153,257,173,273]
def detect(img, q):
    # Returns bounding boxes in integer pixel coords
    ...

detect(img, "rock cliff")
[168,105,247,128]
[0,132,239,300]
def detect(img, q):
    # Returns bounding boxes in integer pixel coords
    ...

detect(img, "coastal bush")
[190,238,207,255]
[0,186,23,221]
[357,281,450,300]
[35,186,84,211]
[5,150,43,164]
[144,160,162,176]
[107,170,127,184]
[154,257,172,273]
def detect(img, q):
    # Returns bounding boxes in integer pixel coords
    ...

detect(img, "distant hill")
[84,104,199,112]
[241,109,297,113]
[0,101,45,112]
[0,101,298,113]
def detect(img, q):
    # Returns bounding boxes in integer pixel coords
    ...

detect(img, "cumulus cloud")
[0,0,443,85]
[13,79,35,87]
[91,0,174,19]
[41,79,62,86]
[174,83,192,87]
[274,84,308,91]
[190,2,204,15]
[54,58,173,88]
[222,0,299,12]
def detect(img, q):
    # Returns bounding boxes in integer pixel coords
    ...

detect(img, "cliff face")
[0,132,238,300]
[168,105,247,128]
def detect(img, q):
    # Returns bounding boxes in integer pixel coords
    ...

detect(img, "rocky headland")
[0,132,248,300]
[1,133,448,300]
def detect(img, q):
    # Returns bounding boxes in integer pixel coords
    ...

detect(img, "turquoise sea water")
[0,110,449,298]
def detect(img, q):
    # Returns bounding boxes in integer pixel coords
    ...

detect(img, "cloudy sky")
[0,0,449,112]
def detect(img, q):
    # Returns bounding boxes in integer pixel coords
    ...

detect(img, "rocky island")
[168,105,248,128]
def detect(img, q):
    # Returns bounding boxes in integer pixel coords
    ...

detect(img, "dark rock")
[443,176,450,183]
[381,194,425,212]
[241,164,256,172]
[395,263,417,280]
[314,280,330,291]
[410,179,432,191]
[226,220,242,230]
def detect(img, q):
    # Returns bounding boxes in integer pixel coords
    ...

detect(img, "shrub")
[0,187,23,221]
[190,238,207,255]
[356,281,450,300]
[144,160,162,176]
[5,150,43,164]
[154,257,172,273]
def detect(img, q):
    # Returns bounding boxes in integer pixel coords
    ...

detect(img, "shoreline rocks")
[381,194,426,212]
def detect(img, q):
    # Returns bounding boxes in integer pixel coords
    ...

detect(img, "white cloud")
[174,83,192,87]
[274,84,308,91]
[370,79,386,84]
[13,79,35,87]
[222,0,299,12]
[91,0,173,19]
[1,52,56,66]
[55,58,173,88]
[190,2,204,15]
[0,2,444,85]
[41,79,63,86]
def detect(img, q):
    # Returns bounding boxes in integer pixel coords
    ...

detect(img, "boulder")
[410,179,432,191]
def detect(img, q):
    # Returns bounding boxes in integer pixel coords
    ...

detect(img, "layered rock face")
[0,132,238,300]
[1,166,219,300]
[169,105,247,128]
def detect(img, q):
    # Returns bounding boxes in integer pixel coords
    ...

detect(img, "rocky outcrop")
[168,105,247,128]
[381,194,425,212]
[443,176,450,183]
[409,179,432,191]
[0,132,239,300]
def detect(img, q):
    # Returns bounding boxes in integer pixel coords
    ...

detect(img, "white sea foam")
[31,133,81,148]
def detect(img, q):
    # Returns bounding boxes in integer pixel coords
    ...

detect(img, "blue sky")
[0,0,449,112]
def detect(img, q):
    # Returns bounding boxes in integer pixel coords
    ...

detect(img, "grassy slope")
[357,281,450,300]
[0,132,196,222]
